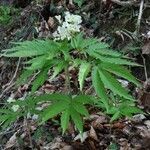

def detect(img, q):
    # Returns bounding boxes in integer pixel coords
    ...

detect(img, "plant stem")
[65,65,71,95]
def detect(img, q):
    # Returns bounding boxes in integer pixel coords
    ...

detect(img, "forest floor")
[0,0,150,149]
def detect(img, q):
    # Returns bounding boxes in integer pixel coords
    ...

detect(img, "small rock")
[144,120,150,129]
[132,114,146,122]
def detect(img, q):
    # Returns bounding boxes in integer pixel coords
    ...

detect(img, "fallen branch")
[111,0,137,6]
[135,0,144,35]
[111,0,150,7]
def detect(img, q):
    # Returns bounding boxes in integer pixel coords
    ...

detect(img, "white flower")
[11,105,20,112]
[53,11,82,41]
[7,97,16,103]
[65,11,82,24]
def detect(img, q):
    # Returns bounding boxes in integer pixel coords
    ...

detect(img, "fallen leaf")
[142,40,150,54]
[74,132,88,143]
[89,126,98,141]
[5,132,18,149]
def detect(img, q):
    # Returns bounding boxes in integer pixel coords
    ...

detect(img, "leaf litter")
[0,0,150,149]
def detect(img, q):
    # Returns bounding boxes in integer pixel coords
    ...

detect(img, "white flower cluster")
[53,11,82,41]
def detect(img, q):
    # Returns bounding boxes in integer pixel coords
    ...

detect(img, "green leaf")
[31,69,48,93]
[72,58,82,67]
[0,115,10,122]
[89,51,140,66]
[25,55,47,70]
[72,102,89,116]
[120,106,143,116]
[98,68,134,100]
[50,60,67,81]
[73,95,94,104]
[34,93,71,103]
[110,111,121,122]
[81,38,99,49]
[78,61,91,91]
[91,67,109,111]
[71,33,83,49]
[74,0,84,7]
[61,108,70,134]
[70,106,83,133]
[0,109,13,114]
[16,69,34,85]
[41,99,70,123]
[2,40,59,57]
[100,62,141,87]
[87,43,121,57]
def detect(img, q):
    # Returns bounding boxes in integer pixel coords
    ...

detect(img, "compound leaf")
[98,68,134,100]
[72,102,89,116]
[70,106,83,133]
[41,99,70,123]
[61,108,70,134]
[101,62,141,87]
[92,66,109,111]
[78,61,91,91]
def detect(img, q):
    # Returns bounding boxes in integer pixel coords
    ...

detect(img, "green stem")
[65,65,71,95]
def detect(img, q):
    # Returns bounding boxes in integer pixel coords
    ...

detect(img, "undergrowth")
[0,12,142,134]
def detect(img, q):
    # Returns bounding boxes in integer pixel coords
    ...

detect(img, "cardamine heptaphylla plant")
[0,11,142,134]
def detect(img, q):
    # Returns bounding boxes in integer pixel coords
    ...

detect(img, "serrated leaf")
[71,33,83,49]
[72,102,89,116]
[2,40,60,57]
[100,62,141,87]
[88,42,109,50]
[34,93,71,103]
[110,111,120,122]
[31,69,48,93]
[41,99,70,123]
[120,106,143,116]
[50,61,67,81]
[87,43,121,57]
[98,68,134,100]
[0,109,13,114]
[78,61,91,91]
[89,51,140,66]
[73,95,94,104]
[61,108,70,134]
[91,67,109,111]
[72,58,82,67]
[16,69,34,85]
[25,55,47,70]
[70,106,83,133]
[0,115,10,122]
[81,38,99,49]
[60,42,71,61]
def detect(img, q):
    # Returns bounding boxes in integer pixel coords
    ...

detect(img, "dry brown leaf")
[47,17,55,29]
[142,40,150,55]
[74,132,88,143]
[89,126,98,141]
[5,132,18,149]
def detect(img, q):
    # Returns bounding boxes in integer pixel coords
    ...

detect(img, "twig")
[111,0,138,6]
[24,117,33,150]
[0,58,21,98]
[0,83,15,99]
[6,57,21,87]
[111,0,149,7]
[135,0,144,35]
[141,54,148,81]
[65,65,71,95]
